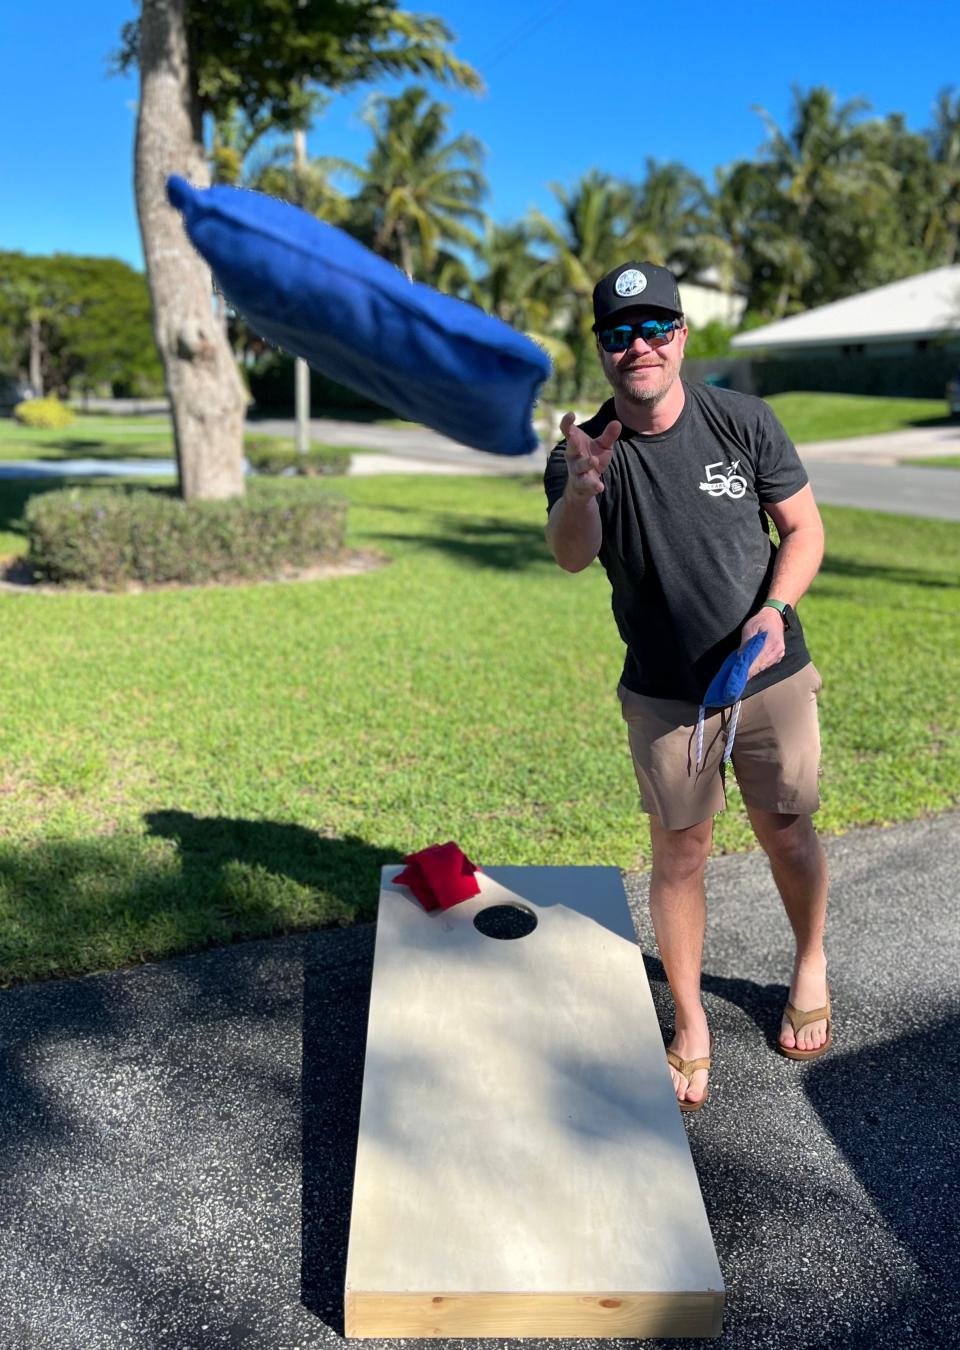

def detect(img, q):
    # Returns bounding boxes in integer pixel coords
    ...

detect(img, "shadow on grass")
[906,413,960,430]
[0,815,401,991]
[34,439,173,461]
[144,810,403,924]
[817,555,958,590]
[368,506,555,572]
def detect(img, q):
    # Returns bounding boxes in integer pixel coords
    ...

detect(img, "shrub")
[25,482,347,589]
[245,437,351,476]
[684,321,735,360]
[14,396,76,429]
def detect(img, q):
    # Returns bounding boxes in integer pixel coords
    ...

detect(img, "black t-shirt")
[544,380,812,701]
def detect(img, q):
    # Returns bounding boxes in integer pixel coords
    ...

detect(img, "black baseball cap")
[592,261,683,329]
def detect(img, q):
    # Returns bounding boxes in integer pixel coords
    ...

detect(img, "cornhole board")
[344,865,724,1339]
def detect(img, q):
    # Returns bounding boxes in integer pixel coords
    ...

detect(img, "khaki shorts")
[618,662,823,831]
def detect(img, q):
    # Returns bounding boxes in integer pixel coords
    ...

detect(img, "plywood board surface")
[344,865,723,1338]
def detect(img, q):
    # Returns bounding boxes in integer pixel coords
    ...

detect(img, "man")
[544,260,830,1112]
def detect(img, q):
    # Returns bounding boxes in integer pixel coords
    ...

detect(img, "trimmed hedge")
[14,396,76,429]
[245,437,351,476]
[25,483,347,588]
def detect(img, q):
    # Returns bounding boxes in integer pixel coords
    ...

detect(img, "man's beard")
[613,360,677,406]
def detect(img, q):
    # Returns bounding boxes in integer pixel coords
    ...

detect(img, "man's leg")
[744,806,829,1051]
[649,814,715,1104]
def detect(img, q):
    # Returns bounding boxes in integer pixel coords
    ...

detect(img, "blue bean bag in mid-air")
[166,176,551,457]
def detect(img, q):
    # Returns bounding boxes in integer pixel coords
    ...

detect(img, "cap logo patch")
[615,269,647,297]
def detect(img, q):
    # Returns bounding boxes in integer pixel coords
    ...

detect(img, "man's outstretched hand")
[561,412,621,501]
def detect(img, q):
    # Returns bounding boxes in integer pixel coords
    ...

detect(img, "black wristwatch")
[762,599,793,630]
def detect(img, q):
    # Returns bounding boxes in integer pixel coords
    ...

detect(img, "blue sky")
[2,0,959,273]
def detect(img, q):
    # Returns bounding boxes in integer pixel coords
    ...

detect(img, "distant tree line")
[2,46,958,425]
[0,253,163,399]
[230,81,960,401]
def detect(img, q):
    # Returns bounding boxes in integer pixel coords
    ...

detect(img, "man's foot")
[667,1012,712,1107]
[780,954,829,1053]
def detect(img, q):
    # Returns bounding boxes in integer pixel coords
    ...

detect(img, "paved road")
[804,460,960,519]
[0,812,957,1348]
[2,420,960,518]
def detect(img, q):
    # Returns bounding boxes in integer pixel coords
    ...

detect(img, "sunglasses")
[597,318,680,353]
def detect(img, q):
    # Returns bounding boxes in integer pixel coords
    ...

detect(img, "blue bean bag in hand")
[166,176,551,456]
[695,632,767,768]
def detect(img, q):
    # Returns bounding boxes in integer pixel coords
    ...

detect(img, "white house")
[731,266,960,357]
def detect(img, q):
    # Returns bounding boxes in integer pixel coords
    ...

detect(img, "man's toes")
[685,1072,707,1103]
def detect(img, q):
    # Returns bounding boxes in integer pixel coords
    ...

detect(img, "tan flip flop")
[666,1035,714,1113]
[778,981,832,1061]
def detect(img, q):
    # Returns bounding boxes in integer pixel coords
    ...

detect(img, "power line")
[478,0,579,73]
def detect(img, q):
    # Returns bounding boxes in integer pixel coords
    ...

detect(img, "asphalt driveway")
[0,812,957,1349]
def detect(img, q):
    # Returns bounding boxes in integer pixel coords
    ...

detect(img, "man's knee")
[650,815,713,882]
[753,810,821,870]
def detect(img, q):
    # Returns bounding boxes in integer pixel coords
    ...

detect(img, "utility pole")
[294,126,310,455]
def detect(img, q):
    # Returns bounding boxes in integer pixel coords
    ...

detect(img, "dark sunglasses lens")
[600,326,632,352]
[601,321,676,351]
[644,321,676,347]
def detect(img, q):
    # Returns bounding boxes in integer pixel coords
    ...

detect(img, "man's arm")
[743,483,825,676]
[762,483,825,605]
[544,412,620,572]
[546,492,603,572]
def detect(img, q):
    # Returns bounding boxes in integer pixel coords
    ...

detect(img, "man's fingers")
[597,419,622,451]
[560,411,577,438]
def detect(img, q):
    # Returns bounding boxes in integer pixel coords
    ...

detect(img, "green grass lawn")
[911,455,960,468]
[0,472,957,987]
[0,415,174,461]
[765,392,949,443]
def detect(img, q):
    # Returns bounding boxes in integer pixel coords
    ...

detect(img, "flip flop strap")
[666,1051,711,1079]
[784,1000,831,1033]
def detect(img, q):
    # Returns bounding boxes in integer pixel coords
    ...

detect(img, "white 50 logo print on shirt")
[699,459,748,499]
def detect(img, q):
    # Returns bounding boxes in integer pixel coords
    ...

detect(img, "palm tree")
[530,170,655,398]
[927,87,960,264]
[631,159,732,284]
[748,85,899,313]
[340,87,487,282]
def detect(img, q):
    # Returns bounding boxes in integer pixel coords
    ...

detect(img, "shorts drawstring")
[695,698,743,768]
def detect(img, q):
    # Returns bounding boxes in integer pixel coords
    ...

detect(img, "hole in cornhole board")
[472,902,538,940]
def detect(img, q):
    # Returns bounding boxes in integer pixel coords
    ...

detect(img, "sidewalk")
[0,812,957,1348]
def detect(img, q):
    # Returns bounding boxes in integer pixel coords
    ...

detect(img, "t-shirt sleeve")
[543,440,569,513]
[754,403,808,505]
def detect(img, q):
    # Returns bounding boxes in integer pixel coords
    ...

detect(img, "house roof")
[731,266,960,350]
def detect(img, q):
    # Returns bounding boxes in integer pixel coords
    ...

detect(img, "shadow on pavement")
[299,929,376,1333]
[804,1011,960,1338]
[643,951,791,1048]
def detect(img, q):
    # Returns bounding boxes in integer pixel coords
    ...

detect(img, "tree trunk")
[135,0,247,500]
[28,312,44,397]
[396,218,414,281]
